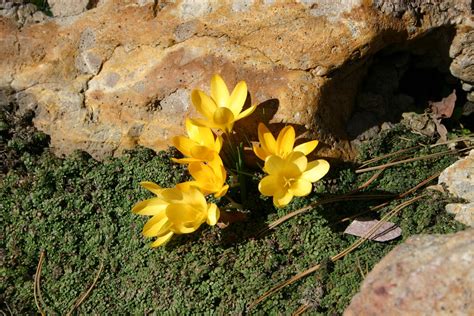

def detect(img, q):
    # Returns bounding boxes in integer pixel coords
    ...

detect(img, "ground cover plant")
[1,93,469,314]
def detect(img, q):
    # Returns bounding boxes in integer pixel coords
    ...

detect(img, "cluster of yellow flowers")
[133,74,329,247]
[253,124,330,207]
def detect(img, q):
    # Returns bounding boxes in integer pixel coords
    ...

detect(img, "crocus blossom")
[259,152,329,207]
[253,123,319,161]
[177,158,229,198]
[132,182,220,247]
[190,74,257,133]
[172,118,223,164]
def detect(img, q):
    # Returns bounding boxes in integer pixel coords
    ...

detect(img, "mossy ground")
[1,108,466,314]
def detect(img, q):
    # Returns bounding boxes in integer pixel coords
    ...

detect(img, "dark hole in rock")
[346,26,470,142]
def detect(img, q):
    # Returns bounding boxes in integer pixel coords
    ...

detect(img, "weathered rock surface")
[0,1,49,26]
[344,229,474,316]
[0,0,472,160]
[48,0,90,17]
[450,27,474,87]
[446,203,474,228]
[439,150,474,227]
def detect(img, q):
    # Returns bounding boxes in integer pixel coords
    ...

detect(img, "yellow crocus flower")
[172,118,223,164]
[190,74,257,133]
[132,182,220,247]
[258,152,329,207]
[253,123,319,161]
[177,158,229,198]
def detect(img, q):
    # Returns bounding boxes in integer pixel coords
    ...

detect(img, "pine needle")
[66,262,104,316]
[355,146,472,173]
[33,251,46,316]
[256,193,393,237]
[248,194,424,310]
[292,303,310,316]
[337,171,440,224]
[359,145,420,168]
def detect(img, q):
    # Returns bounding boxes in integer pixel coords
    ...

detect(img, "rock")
[439,150,474,227]
[462,82,473,92]
[439,150,474,202]
[450,27,474,85]
[0,0,472,160]
[401,112,436,137]
[344,229,474,316]
[446,203,474,227]
[468,92,474,102]
[48,0,89,17]
[0,1,49,26]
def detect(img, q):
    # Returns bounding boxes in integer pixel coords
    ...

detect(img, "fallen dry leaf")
[344,218,402,242]
[430,90,457,118]
[428,90,457,142]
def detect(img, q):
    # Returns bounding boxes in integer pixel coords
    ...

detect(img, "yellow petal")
[302,159,330,182]
[160,188,183,201]
[208,157,226,179]
[186,119,216,148]
[156,220,173,237]
[253,144,269,161]
[167,204,202,234]
[258,123,276,154]
[294,140,319,156]
[213,107,234,125]
[210,74,230,108]
[206,203,220,225]
[175,181,195,192]
[276,126,295,157]
[287,151,307,172]
[150,231,173,248]
[190,145,215,161]
[172,157,202,164]
[214,184,229,198]
[143,213,168,237]
[188,162,212,183]
[185,186,208,207]
[236,104,257,121]
[289,179,312,196]
[191,90,217,120]
[185,118,198,139]
[132,198,167,215]
[188,118,217,129]
[258,175,281,196]
[140,181,163,195]
[215,135,223,152]
[273,190,293,207]
[263,155,285,175]
[172,136,195,157]
[228,80,248,117]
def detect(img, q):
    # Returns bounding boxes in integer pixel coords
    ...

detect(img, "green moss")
[1,122,466,314]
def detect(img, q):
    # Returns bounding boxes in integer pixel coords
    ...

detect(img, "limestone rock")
[0,1,49,26]
[439,150,474,202]
[450,26,474,85]
[0,0,472,160]
[344,229,474,316]
[48,0,90,17]
[446,203,474,227]
[439,150,474,227]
